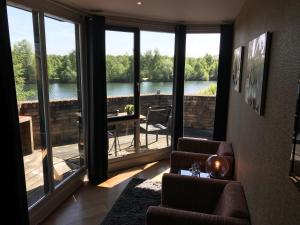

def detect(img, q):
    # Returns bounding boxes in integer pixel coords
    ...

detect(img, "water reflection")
[23,81,217,100]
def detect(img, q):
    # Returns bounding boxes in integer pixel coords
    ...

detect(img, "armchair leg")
[156,132,158,142]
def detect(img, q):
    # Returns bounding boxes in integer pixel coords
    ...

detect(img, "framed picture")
[245,32,271,115]
[232,46,244,92]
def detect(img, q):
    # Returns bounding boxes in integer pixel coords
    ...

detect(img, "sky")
[7,6,76,55]
[7,6,220,57]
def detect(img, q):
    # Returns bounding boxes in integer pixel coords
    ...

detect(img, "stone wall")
[19,95,215,149]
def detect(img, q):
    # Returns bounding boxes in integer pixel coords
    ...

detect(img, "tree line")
[12,40,218,100]
[12,40,77,84]
[107,49,218,82]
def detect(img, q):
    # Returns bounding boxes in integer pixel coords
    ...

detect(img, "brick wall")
[19,100,80,149]
[19,95,215,149]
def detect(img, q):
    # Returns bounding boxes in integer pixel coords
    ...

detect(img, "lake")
[24,81,217,101]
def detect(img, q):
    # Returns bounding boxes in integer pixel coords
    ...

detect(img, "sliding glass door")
[44,15,84,187]
[7,6,48,207]
[7,4,85,210]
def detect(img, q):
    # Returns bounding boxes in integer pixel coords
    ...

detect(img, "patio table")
[108,113,146,152]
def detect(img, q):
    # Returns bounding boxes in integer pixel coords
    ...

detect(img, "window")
[7,4,85,209]
[184,33,220,139]
[140,31,175,150]
[8,5,46,207]
[44,15,84,187]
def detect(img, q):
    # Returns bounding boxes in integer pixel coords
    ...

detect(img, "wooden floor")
[24,133,169,206]
[40,160,170,225]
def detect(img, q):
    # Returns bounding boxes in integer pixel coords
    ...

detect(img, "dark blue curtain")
[213,24,234,141]
[86,15,108,184]
[171,25,186,150]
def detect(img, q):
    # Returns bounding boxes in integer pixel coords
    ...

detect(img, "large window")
[105,29,175,159]
[44,16,84,187]
[184,33,220,139]
[7,5,85,209]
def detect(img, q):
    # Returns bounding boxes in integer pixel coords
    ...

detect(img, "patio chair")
[140,106,172,148]
[107,110,121,156]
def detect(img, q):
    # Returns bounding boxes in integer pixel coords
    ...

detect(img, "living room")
[3,0,300,225]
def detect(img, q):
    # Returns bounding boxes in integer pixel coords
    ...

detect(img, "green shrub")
[199,84,217,96]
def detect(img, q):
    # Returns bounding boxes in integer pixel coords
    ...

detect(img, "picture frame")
[232,46,244,92]
[245,32,271,115]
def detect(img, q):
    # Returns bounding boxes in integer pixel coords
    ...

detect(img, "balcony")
[19,93,215,205]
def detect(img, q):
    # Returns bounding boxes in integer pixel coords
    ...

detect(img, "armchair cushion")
[146,174,251,225]
[146,206,250,225]
[161,173,228,213]
[173,137,235,179]
[177,137,220,154]
[214,182,250,219]
[217,142,234,156]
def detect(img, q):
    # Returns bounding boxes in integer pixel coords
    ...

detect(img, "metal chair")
[140,106,172,148]
[107,110,121,156]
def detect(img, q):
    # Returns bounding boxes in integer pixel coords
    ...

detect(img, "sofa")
[146,173,251,225]
[170,137,234,179]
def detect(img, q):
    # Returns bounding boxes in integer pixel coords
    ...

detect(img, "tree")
[12,40,35,82]
[56,56,77,82]
[12,40,35,101]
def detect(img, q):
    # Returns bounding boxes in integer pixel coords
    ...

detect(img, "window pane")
[184,33,220,139]
[140,31,174,151]
[44,16,83,187]
[7,6,46,207]
[106,30,135,118]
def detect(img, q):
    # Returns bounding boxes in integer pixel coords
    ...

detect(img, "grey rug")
[100,178,161,225]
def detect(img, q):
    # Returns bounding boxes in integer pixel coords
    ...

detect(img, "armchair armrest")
[146,206,250,225]
[170,151,211,173]
[177,137,220,154]
[161,173,229,213]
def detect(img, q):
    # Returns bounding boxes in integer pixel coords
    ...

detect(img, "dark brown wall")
[227,0,300,224]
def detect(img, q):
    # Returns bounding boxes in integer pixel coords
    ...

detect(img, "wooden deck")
[23,133,170,206]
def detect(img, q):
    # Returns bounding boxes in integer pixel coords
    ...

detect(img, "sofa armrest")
[161,173,229,213]
[146,206,250,225]
[170,151,211,174]
[177,137,220,154]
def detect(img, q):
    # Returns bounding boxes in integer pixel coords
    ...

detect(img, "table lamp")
[206,154,229,178]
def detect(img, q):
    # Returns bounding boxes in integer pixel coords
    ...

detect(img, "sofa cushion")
[213,182,249,219]
[217,142,234,156]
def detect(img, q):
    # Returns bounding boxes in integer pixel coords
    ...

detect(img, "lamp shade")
[206,154,229,178]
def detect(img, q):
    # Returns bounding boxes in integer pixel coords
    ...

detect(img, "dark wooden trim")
[213,24,234,141]
[171,25,186,150]
[86,15,108,184]
[105,25,139,33]
[0,0,29,224]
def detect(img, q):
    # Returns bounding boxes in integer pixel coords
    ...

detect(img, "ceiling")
[56,0,246,24]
